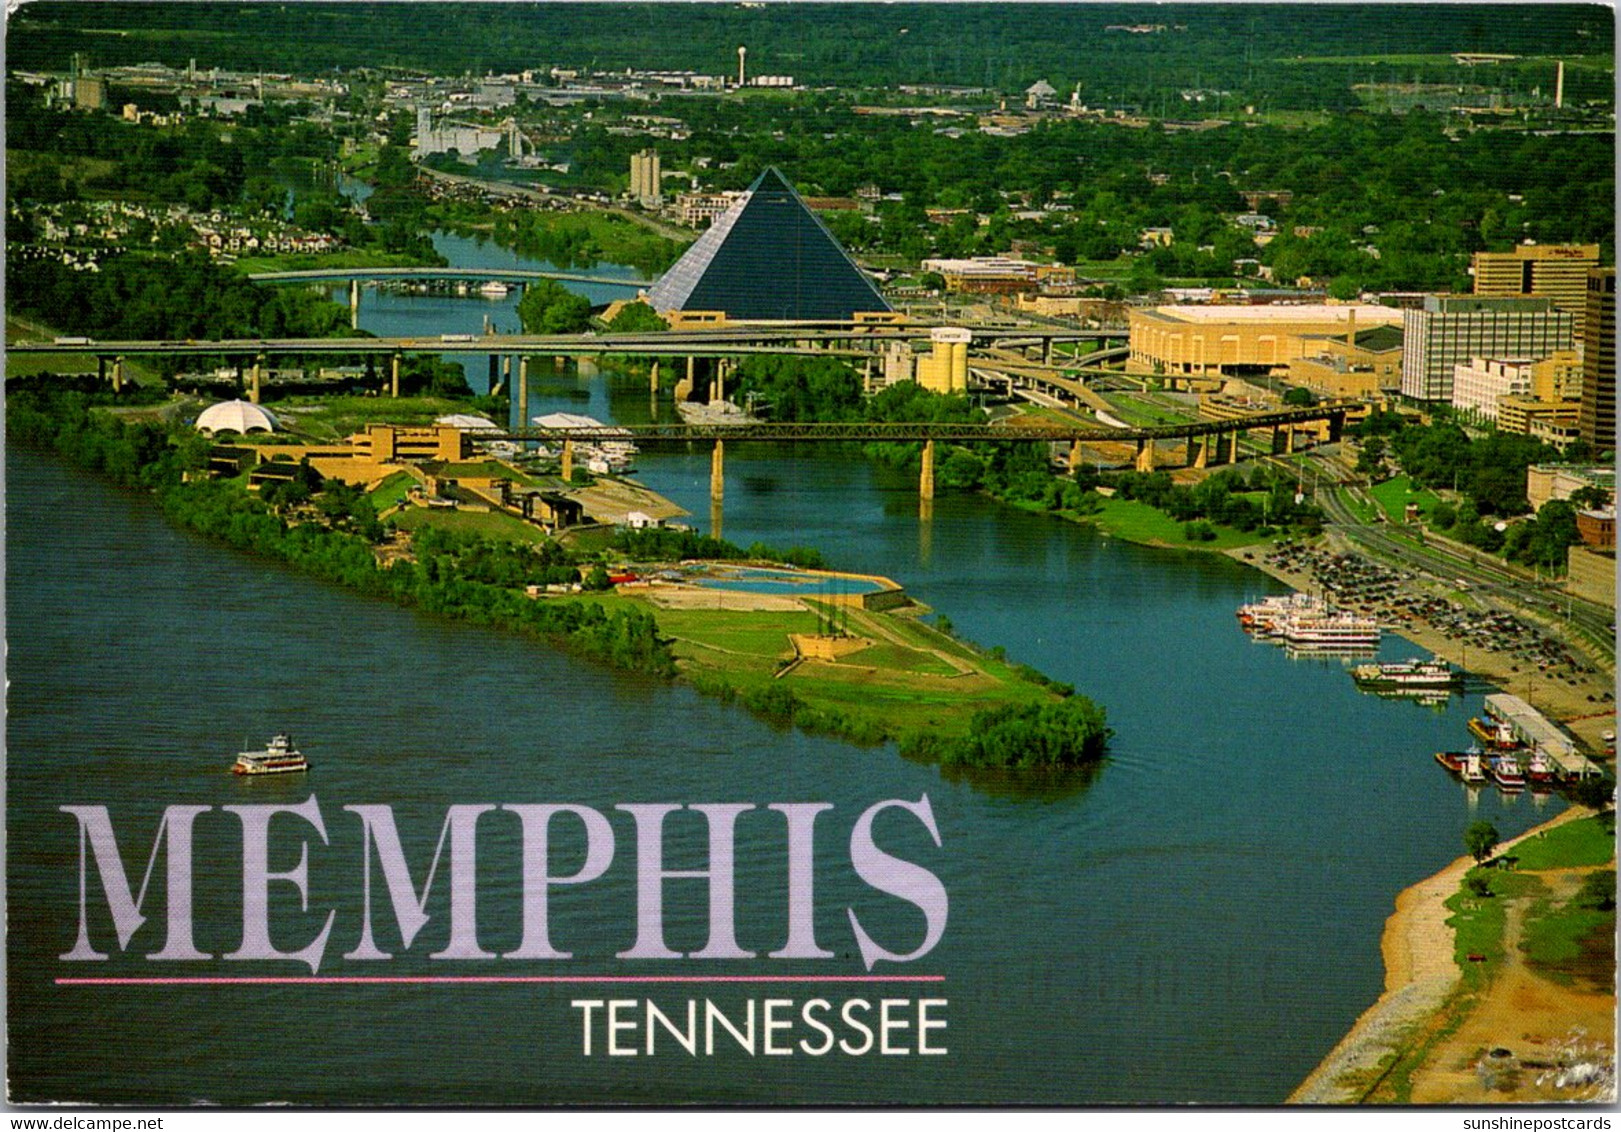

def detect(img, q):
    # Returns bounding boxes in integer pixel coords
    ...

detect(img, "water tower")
[737,46,747,88]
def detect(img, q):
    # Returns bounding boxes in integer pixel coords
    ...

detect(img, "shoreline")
[1289,806,1592,1104]
[1221,538,1616,741]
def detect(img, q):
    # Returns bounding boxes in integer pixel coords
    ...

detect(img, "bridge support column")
[250,353,264,404]
[1271,425,1284,455]
[1134,438,1156,473]
[1328,412,1345,444]
[349,279,360,329]
[502,354,512,397]
[920,440,936,501]
[1192,437,1208,470]
[1043,339,1053,366]
[518,355,529,421]
[112,355,125,394]
[390,352,401,399]
[863,357,874,394]
[711,359,723,404]
[1285,426,1297,455]
[649,360,660,395]
[1068,438,1082,475]
[561,439,574,483]
[488,354,500,393]
[98,356,107,385]
[710,439,725,503]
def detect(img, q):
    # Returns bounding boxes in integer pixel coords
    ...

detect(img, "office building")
[1579,267,1615,451]
[1400,296,1572,403]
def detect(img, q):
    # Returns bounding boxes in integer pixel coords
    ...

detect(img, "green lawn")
[1510,814,1616,871]
[389,506,549,544]
[1070,497,1272,550]
[368,471,417,511]
[1369,475,1442,524]
[273,395,479,441]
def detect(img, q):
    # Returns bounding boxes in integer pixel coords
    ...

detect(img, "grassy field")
[389,506,550,544]
[368,471,417,511]
[1067,496,1273,551]
[272,395,481,441]
[578,589,1059,740]
[1369,475,1443,524]
[1511,813,1616,871]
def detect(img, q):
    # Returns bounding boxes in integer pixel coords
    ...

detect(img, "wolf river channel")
[6,225,1563,1106]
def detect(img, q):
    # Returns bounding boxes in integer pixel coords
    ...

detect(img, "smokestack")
[1346,307,1357,352]
[1555,60,1565,109]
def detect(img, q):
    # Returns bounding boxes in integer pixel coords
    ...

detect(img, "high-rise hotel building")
[1580,267,1615,451]
[1473,243,1601,338]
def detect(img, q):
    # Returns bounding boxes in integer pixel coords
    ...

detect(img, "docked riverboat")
[232,733,309,776]
[1273,608,1381,650]
[1351,657,1460,692]
[1236,593,1325,636]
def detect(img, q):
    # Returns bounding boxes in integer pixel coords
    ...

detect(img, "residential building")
[1579,267,1615,452]
[1472,243,1600,337]
[629,149,662,207]
[1400,296,1572,403]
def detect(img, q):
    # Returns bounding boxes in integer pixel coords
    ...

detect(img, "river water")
[5,229,1562,1106]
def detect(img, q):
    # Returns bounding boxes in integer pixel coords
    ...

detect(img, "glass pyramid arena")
[647,168,892,320]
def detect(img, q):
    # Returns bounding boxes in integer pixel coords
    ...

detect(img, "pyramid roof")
[647,168,891,320]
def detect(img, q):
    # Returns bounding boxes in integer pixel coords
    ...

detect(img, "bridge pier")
[488,354,500,394]
[349,279,360,329]
[390,353,401,399]
[111,355,125,394]
[518,356,529,423]
[649,360,660,395]
[1328,412,1345,444]
[1286,427,1297,455]
[710,439,724,503]
[1134,438,1156,473]
[96,356,106,387]
[711,359,722,404]
[561,439,574,483]
[920,439,936,501]
[1043,339,1053,366]
[502,355,513,398]
[250,353,264,404]
[1191,436,1208,470]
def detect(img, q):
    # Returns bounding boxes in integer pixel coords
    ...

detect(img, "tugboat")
[232,733,310,776]
[1461,751,1489,785]
[1468,716,1520,752]
[1526,750,1557,790]
[1489,754,1526,792]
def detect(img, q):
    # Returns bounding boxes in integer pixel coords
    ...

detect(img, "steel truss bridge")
[496,404,1349,446]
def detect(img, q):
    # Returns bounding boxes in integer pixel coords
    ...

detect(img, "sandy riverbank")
[1289,807,1597,1104]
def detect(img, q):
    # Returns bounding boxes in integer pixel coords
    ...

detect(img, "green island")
[6,377,1108,775]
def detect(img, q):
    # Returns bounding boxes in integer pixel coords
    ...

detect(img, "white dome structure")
[196,400,280,436]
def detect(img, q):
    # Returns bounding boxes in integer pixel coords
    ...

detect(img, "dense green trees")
[516,279,593,334]
[903,697,1111,770]
[7,251,351,341]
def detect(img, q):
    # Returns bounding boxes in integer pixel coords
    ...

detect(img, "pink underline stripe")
[57,974,946,986]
